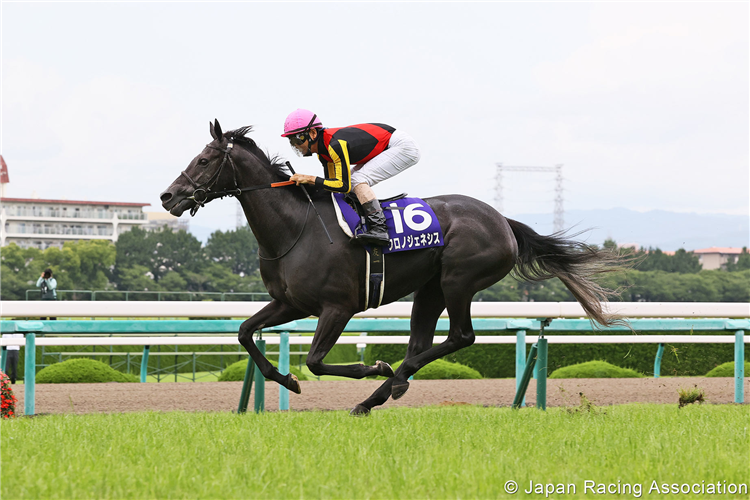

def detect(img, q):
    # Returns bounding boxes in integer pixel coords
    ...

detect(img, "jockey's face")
[288,128,318,157]
[290,136,310,157]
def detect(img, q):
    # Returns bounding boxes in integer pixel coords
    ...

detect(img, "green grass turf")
[2,405,748,499]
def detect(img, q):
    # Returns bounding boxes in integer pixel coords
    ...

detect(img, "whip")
[285,161,333,244]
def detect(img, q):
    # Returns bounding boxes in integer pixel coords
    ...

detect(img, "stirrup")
[354,230,390,246]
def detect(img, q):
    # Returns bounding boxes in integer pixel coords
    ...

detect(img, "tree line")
[0,226,265,300]
[1,227,748,302]
[475,241,749,303]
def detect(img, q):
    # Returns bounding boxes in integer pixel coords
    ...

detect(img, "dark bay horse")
[161,120,623,415]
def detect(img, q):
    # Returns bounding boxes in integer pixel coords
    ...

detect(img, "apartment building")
[143,211,190,233]
[0,155,190,249]
[0,197,150,249]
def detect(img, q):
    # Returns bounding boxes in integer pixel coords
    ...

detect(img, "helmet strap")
[301,113,319,155]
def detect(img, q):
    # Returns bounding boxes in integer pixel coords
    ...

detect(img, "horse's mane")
[226,126,291,180]
[226,126,325,201]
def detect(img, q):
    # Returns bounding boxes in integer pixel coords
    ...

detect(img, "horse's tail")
[506,218,627,327]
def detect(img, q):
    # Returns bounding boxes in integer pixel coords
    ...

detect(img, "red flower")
[0,371,16,419]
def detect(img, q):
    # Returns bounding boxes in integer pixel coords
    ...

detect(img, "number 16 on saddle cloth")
[332,193,444,254]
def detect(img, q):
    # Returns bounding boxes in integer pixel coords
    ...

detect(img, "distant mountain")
[507,208,749,251]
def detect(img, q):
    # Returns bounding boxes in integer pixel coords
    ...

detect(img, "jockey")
[282,109,421,246]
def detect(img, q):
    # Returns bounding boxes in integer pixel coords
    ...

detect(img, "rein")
[258,203,311,261]
[180,140,294,216]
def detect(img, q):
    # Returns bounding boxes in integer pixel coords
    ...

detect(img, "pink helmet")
[281,109,323,137]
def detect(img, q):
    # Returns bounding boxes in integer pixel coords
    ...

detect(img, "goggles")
[288,133,308,147]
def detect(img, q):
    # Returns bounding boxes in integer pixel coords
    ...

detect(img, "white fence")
[2,301,746,413]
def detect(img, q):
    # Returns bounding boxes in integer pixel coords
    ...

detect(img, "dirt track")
[12,377,748,415]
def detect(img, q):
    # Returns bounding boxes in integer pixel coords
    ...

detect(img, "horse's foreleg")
[306,308,393,379]
[238,299,308,393]
[351,276,445,415]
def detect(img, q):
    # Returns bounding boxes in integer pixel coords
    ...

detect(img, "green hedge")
[16,342,357,381]
[16,332,741,380]
[218,358,308,382]
[549,360,645,379]
[36,359,138,383]
[321,344,359,364]
[705,361,750,377]
[365,331,742,378]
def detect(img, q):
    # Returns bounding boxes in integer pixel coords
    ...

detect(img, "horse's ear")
[210,119,223,140]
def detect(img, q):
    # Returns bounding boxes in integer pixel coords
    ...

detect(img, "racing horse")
[160,120,624,415]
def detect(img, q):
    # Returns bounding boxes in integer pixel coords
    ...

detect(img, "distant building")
[143,211,190,233]
[693,247,744,270]
[0,197,150,250]
[0,157,136,248]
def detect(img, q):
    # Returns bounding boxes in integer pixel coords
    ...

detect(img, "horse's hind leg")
[350,275,445,415]
[389,225,515,400]
[390,290,475,400]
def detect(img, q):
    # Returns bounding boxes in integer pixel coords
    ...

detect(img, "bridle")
[179,135,331,259]
[180,138,293,217]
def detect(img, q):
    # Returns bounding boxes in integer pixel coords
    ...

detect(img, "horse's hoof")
[376,360,394,378]
[287,374,302,394]
[350,404,371,416]
[391,381,410,400]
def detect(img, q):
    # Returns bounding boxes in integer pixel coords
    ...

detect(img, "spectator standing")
[1,333,22,384]
[36,268,57,320]
[36,268,57,300]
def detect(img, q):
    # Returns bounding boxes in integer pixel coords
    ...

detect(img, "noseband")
[180,139,294,217]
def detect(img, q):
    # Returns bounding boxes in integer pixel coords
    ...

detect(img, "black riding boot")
[354,200,390,246]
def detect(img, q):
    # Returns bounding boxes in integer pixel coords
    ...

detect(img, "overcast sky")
[2,2,748,237]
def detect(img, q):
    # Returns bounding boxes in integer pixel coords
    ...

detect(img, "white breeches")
[350,130,421,188]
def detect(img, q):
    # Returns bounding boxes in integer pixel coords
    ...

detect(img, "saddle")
[332,192,445,310]
[343,192,408,222]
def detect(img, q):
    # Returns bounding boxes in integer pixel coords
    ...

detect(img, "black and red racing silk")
[313,123,396,193]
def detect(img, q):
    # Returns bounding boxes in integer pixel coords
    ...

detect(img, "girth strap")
[366,247,385,309]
